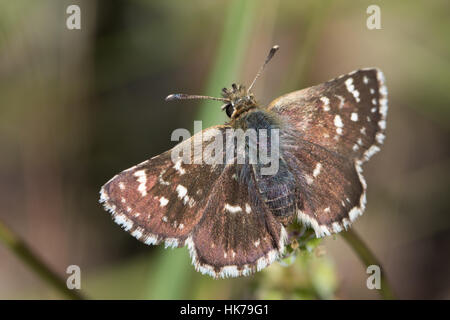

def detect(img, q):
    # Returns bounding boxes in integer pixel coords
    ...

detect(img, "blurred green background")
[0,0,449,299]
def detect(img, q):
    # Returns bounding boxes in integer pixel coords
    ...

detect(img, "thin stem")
[340,228,396,300]
[0,219,86,300]
[283,0,332,92]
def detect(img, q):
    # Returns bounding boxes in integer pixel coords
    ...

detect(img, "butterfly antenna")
[247,45,280,93]
[165,93,229,103]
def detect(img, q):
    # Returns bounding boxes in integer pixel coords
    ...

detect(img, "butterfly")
[99,45,388,278]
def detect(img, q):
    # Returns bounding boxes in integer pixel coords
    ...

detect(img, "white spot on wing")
[175,184,194,207]
[349,207,362,222]
[176,184,187,199]
[173,160,186,175]
[164,238,179,248]
[334,115,344,128]
[313,163,322,178]
[99,187,109,203]
[332,222,343,233]
[364,145,380,161]
[159,196,169,207]
[131,228,143,240]
[345,77,361,102]
[224,204,242,213]
[376,132,385,144]
[335,95,345,109]
[380,103,388,118]
[134,170,148,197]
[334,115,344,135]
[113,214,133,231]
[158,169,170,186]
[320,96,330,111]
[297,210,331,238]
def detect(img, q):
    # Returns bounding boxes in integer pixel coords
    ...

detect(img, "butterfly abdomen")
[254,161,297,220]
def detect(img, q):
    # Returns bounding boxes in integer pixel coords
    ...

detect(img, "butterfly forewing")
[269,69,387,162]
[100,126,229,247]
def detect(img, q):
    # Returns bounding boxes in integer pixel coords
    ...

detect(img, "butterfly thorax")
[222,83,257,120]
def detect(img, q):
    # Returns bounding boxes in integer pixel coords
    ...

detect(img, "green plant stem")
[0,219,86,300]
[283,0,332,92]
[341,228,396,300]
[197,0,258,128]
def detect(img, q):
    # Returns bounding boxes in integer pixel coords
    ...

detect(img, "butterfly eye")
[225,104,234,118]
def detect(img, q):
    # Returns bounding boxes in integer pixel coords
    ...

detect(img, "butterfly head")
[220,83,257,119]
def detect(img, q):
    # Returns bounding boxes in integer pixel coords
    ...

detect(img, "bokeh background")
[0,0,449,299]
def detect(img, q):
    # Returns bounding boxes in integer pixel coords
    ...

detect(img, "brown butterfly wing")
[100,126,229,247]
[270,69,387,236]
[100,125,287,278]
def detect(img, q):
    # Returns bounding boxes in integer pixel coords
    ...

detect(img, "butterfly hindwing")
[283,138,366,237]
[188,165,288,278]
